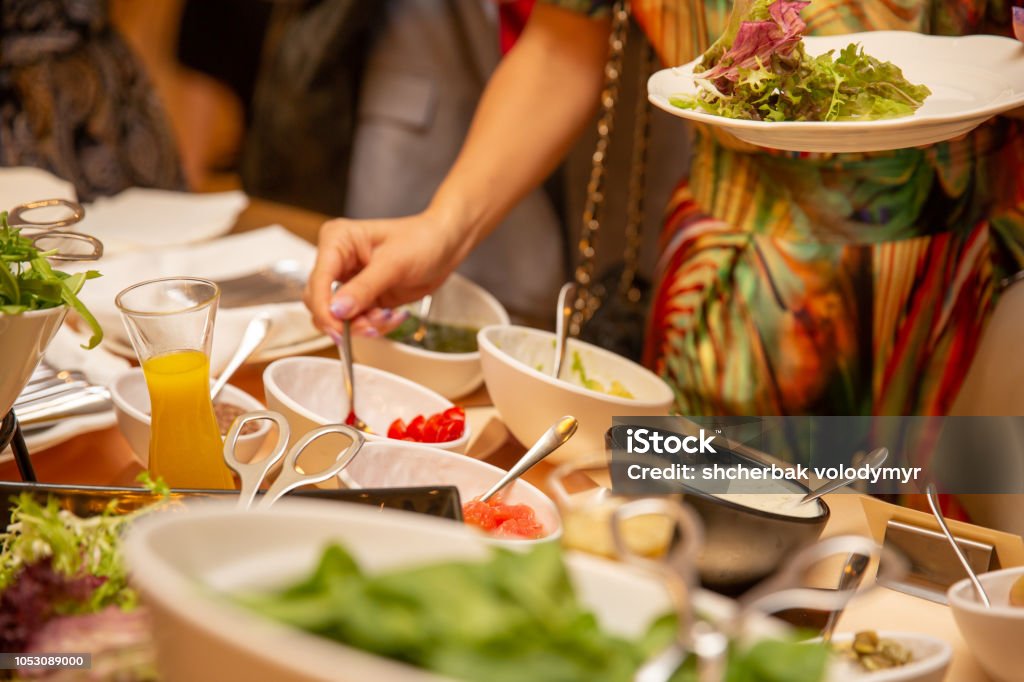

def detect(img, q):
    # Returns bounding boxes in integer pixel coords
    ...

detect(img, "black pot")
[605,424,830,595]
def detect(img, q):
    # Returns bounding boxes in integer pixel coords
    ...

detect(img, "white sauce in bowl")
[712,492,822,518]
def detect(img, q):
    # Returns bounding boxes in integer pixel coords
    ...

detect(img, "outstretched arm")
[305,5,612,336]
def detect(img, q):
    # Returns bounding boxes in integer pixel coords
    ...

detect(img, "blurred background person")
[0,0,184,201]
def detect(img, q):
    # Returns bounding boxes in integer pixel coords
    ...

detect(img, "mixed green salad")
[671,0,931,122]
[0,476,167,675]
[0,211,103,349]
[235,542,829,682]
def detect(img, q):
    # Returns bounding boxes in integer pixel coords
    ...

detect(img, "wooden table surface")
[0,198,986,681]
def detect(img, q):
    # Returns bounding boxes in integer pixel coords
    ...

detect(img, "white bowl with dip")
[948,566,1024,682]
[478,325,674,462]
[352,273,509,399]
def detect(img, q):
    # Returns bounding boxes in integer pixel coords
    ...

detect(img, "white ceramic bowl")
[826,631,951,682]
[0,306,67,416]
[263,356,470,453]
[352,273,509,399]
[948,566,1024,682]
[123,499,783,682]
[478,325,675,461]
[110,368,270,466]
[341,440,561,543]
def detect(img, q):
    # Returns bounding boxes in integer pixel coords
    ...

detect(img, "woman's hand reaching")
[302,4,611,338]
[304,209,466,338]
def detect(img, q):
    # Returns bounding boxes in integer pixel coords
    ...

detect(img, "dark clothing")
[0,0,184,201]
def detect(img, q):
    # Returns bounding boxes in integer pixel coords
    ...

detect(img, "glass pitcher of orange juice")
[116,277,234,489]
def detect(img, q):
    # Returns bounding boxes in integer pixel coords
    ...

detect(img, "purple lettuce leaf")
[702,0,810,83]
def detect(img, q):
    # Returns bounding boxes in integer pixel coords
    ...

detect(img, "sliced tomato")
[404,415,426,440]
[442,406,466,422]
[387,419,407,440]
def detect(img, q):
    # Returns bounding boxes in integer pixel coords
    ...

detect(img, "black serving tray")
[0,482,463,527]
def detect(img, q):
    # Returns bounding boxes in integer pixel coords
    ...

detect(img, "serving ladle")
[800,446,889,505]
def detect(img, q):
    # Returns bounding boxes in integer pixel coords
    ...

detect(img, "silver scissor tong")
[7,198,103,261]
[223,410,366,510]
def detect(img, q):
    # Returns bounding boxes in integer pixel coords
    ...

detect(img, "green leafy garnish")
[235,542,829,682]
[0,210,103,349]
[674,0,930,122]
[0,474,170,608]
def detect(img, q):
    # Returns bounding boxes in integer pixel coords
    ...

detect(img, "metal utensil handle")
[340,319,356,411]
[258,423,366,508]
[552,282,575,379]
[611,497,704,622]
[737,535,907,621]
[210,313,273,401]
[479,416,578,502]
[612,497,719,682]
[29,231,104,262]
[926,483,991,607]
[15,387,111,426]
[820,552,871,643]
[8,198,85,229]
[223,410,291,510]
[801,447,889,504]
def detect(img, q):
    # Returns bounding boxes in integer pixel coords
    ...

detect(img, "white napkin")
[0,166,246,257]
[71,226,322,374]
[0,167,77,214]
[77,188,248,256]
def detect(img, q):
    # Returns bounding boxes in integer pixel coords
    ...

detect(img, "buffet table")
[0,198,986,681]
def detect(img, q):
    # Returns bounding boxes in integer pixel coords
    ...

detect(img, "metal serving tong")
[611,497,729,682]
[223,410,366,510]
[612,497,911,682]
[7,198,103,261]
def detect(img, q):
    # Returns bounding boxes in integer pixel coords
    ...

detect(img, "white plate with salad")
[648,1,1024,153]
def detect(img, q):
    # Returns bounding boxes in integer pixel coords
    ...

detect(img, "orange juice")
[142,349,234,489]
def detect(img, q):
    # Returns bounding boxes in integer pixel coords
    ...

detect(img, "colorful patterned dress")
[544,0,1024,418]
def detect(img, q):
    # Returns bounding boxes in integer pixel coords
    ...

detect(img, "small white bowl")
[948,566,1024,682]
[827,631,951,682]
[110,368,270,466]
[262,356,471,453]
[352,273,509,399]
[478,325,675,462]
[341,440,561,543]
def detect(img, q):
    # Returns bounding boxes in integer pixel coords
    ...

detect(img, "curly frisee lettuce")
[0,210,103,349]
[671,0,931,122]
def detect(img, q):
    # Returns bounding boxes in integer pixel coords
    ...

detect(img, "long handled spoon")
[800,447,889,505]
[210,313,272,401]
[479,416,578,502]
[336,319,370,433]
[552,282,575,379]
[926,483,991,607]
[410,295,434,347]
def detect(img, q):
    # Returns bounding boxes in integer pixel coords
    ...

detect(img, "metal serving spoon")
[926,483,991,607]
[210,313,272,401]
[478,416,578,502]
[337,319,370,433]
[410,294,434,347]
[552,282,575,379]
[800,447,889,505]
